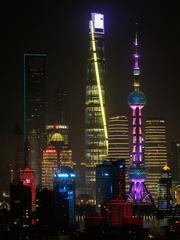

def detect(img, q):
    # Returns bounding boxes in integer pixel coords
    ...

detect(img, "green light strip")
[90,20,108,151]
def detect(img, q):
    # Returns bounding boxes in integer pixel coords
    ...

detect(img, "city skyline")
[0,1,180,190]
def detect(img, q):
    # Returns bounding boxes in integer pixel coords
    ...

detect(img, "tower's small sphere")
[128,91,146,106]
[128,165,146,180]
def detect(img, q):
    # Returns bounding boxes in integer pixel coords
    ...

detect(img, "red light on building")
[20,168,36,206]
[44,148,57,153]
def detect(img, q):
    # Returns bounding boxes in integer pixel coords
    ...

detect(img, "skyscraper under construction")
[84,13,108,198]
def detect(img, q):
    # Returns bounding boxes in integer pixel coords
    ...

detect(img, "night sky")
[0,1,180,191]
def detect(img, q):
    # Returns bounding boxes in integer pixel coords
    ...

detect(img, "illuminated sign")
[91,13,104,34]
[46,124,67,130]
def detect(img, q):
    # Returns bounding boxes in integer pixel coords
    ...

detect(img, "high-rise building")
[10,181,32,228]
[20,168,36,206]
[46,124,75,169]
[127,34,154,205]
[54,166,75,225]
[14,124,24,182]
[36,188,69,233]
[24,54,47,185]
[41,146,58,190]
[85,13,108,198]
[96,159,126,209]
[108,115,130,191]
[108,116,130,161]
[144,118,168,201]
[53,86,68,125]
[170,140,180,182]
[158,165,173,210]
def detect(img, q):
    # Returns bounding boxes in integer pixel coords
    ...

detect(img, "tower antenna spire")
[133,24,140,91]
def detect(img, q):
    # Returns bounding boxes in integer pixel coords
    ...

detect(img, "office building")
[158,165,173,210]
[10,181,32,227]
[108,116,130,160]
[46,124,75,168]
[53,86,68,125]
[85,13,108,198]
[41,146,58,190]
[20,168,36,206]
[170,140,180,182]
[14,124,24,182]
[54,166,75,225]
[36,188,69,233]
[24,54,48,185]
[144,118,168,201]
[96,159,126,208]
[127,34,153,204]
[108,115,130,190]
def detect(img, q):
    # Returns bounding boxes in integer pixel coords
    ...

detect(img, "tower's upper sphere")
[128,91,146,106]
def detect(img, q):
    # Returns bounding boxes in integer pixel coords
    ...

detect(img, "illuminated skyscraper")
[24,54,47,185]
[145,118,168,201]
[85,13,108,197]
[127,34,153,204]
[46,124,75,169]
[108,116,130,190]
[108,116,130,161]
[41,146,58,190]
[54,166,76,225]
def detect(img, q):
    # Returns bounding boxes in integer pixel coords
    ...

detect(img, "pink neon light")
[139,137,142,144]
[139,118,142,125]
[133,127,136,134]
[133,136,136,144]
[139,128,142,134]
[139,145,142,153]
[133,118,136,125]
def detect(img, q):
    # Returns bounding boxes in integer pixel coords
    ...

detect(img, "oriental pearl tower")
[127,33,154,205]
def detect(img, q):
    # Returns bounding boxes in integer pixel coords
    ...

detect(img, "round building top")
[128,91,146,106]
[50,133,64,142]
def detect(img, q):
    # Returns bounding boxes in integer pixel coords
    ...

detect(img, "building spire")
[133,26,141,91]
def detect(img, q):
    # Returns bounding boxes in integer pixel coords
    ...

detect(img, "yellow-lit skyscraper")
[108,116,130,191]
[41,146,58,190]
[144,118,168,201]
[108,116,130,160]
[84,13,108,198]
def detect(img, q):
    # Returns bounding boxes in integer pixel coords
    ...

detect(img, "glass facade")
[41,146,58,190]
[85,13,108,197]
[108,116,130,191]
[145,118,168,201]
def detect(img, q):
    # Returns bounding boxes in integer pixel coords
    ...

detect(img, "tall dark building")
[53,86,68,125]
[84,13,108,198]
[170,140,180,182]
[24,54,47,185]
[10,181,32,227]
[158,165,173,210]
[96,159,126,209]
[36,188,69,233]
[14,124,24,182]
